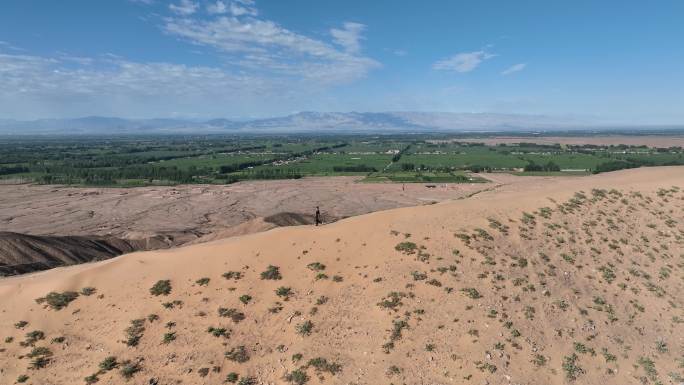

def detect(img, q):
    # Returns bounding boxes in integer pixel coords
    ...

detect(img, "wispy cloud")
[169,0,199,16]
[0,0,379,118]
[207,1,228,14]
[0,52,290,118]
[330,22,366,54]
[501,63,526,75]
[163,7,379,84]
[433,50,495,73]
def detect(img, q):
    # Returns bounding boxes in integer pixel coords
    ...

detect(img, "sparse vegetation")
[36,291,79,310]
[149,280,172,296]
[296,320,314,336]
[225,345,250,363]
[119,360,142,379]
[260,265,282,280]
[218,307,245,323]
[80,287,97,296]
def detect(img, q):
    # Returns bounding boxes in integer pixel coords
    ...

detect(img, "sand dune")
[0,167,682,385]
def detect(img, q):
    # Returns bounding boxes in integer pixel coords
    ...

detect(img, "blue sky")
[0,0,682,123]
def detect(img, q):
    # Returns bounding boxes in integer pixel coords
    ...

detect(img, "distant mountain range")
[0,112,671,135]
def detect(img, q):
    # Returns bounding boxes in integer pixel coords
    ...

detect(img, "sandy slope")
[0,167,682,385]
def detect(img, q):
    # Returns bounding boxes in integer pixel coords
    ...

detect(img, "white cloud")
[169,0,199,15]
[0,52,294,118]
[229,2,257,16]
[163,13,378,84]
[433,51,495,73]
[501,63,526,75]
[207,0,257,16]
[0,1,379,118]
[330,22,366,54]
[207,1,227,14]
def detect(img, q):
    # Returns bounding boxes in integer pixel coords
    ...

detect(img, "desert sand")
[0,167,682,385]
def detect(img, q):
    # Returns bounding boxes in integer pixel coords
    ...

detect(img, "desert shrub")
[149,280,172,296]
[225,372,239,383]
[532,354,547,366]
[638,356,658,381]
[218,308,245,323]
[315,273,329,280]
[275,287,293,300]
[284,369,309,385]
[237,377,257,385]
[37,291,79,310]
[5,337,13,343]
[80,287,97,296]
[386,365,401,376]
[260,265,282,280]
[162,332,176,344]
[332,275,343,282]
[411,271,427,280]
[51,336,65,344]
[475,361,497,373]
[195,278,210,286]
[307,262,326,271]
[23,330,45,346]
[124,319,145,347]
[16,375,29,383]
[574,342,595,355]
[601,348,617,362]
[147,314,159,322]
[562,353,584,381]
[461,288,482,299]
[29,355,51,369]
[315,296,328,305]
[655,339,668,353]
[27,346,52,358]
[225,345,250,363]
[198,368,210,377]
[14,321,28,329]
[222,271,243,280]
[84,373,99,384]
[207,327,229,338]
[395,242,418,254]
[378,292,406,311]
[99,356,118,371]
[296,320,314,336]
[307,357,342,374]
[390,320,409,342]
[119,360,142,379]
[239,295,252,305]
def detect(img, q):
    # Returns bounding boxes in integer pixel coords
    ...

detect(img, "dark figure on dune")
[315,206,321,226]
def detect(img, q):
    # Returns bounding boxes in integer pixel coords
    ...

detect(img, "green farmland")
[0,133,682,186]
